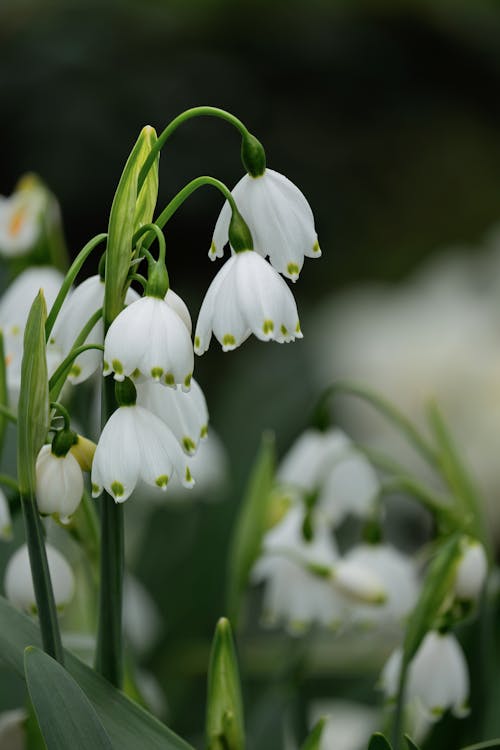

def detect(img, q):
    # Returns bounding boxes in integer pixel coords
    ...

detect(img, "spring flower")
[454,538,488,602]
[210,169,320,281]
[91,379,194,502]
[381,631,469,721]
[252,505,346,633]
[277,428,380,528]
[136,377,208,455]
[36,443,84,523]
[103,294,194,389]
[0,489,12,541]
[124,576,162,655]
[308,701,378,750]
[0,266,63,333]
[341,543,419,625]
[195,250,302,354]
[4,543,75,613]
[0,182,44,257]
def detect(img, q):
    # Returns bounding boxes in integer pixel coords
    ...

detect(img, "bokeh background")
[2,1,500,748]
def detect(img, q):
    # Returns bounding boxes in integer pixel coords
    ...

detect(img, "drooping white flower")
[454,538,488,602]
[195,250,302,354]
[381,631,469,721]
[340,543,419,625]
[136,377,208,455]
[91,404,194,502]
[36,444,84,523]
[333,557,387,605]
[277,428,379,527]
[0,267,63,332]
[252,505,346,633]
[309,701,378,750]
[0,184,44,257]
[104,295,194,389]
[4,543,75,613]
[165,288,192,333]
[0,489,12,541]
[210,168,320,281]
[48,275,137,384]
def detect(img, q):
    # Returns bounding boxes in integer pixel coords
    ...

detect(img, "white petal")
[91,407,141,501]
[277,428,352,494]
[318,451,380,527]
[0,267,64,329]
[36,445,83,520]
[4,543,74,612]
[454,540,488,601]
[165,288,192,334]
[0,488,12,541]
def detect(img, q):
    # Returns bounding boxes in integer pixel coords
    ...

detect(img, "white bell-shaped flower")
[0,489,12,541]
[195,250,302,354]
[49,275,138,384]
[277,428,351,495]
[4,543,75,613]
[36,444,84,523]
[92,401,194,503]
[333,557,387,605]
[381,631,469,722]
[0,266,63,333]
[210,168,320,281]
[136,377,208,455]
[309,701,378,750]
[164,288,192,333]
[252,505,346,633]
[453,538,488,602]
[104,294,194,389]
[340,543,419,625]
[124,576,162,656]
[0,185,44,256]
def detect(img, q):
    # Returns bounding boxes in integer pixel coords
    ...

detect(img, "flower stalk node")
[241,132,266,177]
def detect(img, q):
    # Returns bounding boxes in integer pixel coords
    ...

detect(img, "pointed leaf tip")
[300,717,327,750]
[368,733,393,750]
[404,736,421,750]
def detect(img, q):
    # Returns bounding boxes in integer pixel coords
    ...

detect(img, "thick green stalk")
[152,176,238,235]
[137,106,249,193]
[21,495,64,664]
[95,376,124,687]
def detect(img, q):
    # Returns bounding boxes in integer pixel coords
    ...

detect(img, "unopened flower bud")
[36,442,84,523]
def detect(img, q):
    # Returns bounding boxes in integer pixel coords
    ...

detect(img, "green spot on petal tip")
[111,358,123,374]
[222,333,236,346]
[262,319,274,334]
[110,480,124,498]
[164,373,175,386]
[155,474,169,488]
[151,366,163,380]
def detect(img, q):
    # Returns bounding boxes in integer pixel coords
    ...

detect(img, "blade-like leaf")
[403,534,462,664]
[226,432,275,624]
[405,735,421,750]
[17,291,48,496]
[25,646,112,749]
[461,742,500,750]
[134,127,159,234]
[368,733,392,750]
[300,717,326,750]
[206,618,245,750]
[0,596,193,750]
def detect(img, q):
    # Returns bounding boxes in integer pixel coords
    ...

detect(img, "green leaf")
[427,401,490,554]
[461,742,500,750]
[300,717,326,750]
[404,736,421,750]
[206,617,245,750]
[17,291,49,496]
[368,733,392,750]
[403,534,462,665]
[24,646,113,749]
[0,331,8,459]
[226,431,275,624]
[0,596,194,750]
[104,125,157,327]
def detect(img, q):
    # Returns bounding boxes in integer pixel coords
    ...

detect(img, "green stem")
[0,332,8,460]
[133,222,166,262]
[391,659,408,750]
[45,233,107,340]
[49,401,71,431]
[95,375,124,687]
[48,344,104,396]
[21,494,64,663]
[137,106,249,193]
[313,381,438,469]
[152,176,238,236]
[0,473,19,492]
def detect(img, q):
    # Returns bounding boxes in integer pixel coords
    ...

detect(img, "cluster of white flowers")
[252,427,420,634]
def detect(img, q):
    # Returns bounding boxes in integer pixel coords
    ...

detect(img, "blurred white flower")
[0,708,26,750]
[340,543,419,626]
[104,295,193,389]
[0,489,12,541]
[0,266,63,332]
[136,377,208,455]
[195,250,302,354]
[91,404,194,502]
[454,538,488,602]
[36,444,84,523]
[381,630,469,722]
[0,183,44,257]
[309,701,378,750]
[210,169,320,281]
[252,505,345,633]
[124,576,162,655]
[277,428,379,528]
[4,543,75,613]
